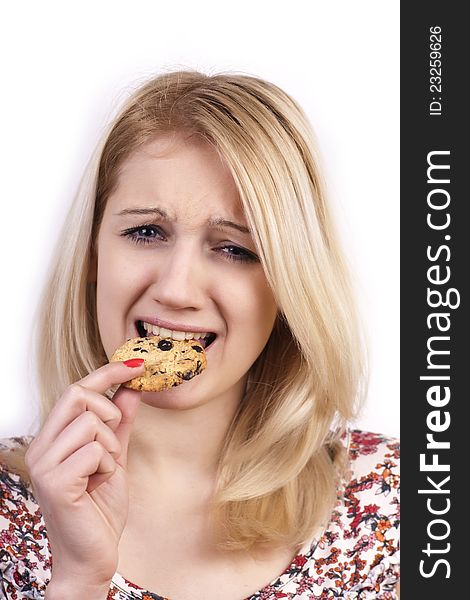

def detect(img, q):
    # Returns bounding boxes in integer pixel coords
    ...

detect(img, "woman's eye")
[121,225,165,245]
[121,227,259,264]
[217,245,259,264]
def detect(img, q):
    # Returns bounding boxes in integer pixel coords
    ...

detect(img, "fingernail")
[123,358,145,368]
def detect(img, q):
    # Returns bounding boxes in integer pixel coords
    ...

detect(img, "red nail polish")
[123,358,145,368]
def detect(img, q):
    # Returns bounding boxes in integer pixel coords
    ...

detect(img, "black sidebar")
[401,3,468,597]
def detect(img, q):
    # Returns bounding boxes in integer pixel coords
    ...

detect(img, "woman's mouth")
[135,320,217,350]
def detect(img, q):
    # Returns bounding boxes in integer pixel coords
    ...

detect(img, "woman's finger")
[36,411,122,471]
[110,385,143,469]
[79,360,145,395]
[52,441,117,502]
[28,387,120,461]
[29,360,144,452]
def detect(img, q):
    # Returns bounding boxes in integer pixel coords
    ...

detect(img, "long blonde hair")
[1,70,368,553]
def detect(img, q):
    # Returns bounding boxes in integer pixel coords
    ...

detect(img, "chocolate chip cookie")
[111,336,207,392]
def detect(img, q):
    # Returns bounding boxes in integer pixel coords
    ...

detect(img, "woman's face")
[92,134,278,410]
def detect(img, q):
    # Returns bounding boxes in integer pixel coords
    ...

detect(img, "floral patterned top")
[0,430,399,599]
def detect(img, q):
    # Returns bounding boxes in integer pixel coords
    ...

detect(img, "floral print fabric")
[0,430,400,599]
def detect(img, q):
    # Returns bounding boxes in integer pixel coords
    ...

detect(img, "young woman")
[0,70,400,599]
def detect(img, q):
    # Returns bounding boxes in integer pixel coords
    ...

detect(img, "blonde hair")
[1,69,368,554]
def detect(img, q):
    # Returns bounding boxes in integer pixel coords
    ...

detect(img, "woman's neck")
[125,384,244,488]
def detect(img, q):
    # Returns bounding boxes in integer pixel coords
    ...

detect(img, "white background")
[0,1,399,439]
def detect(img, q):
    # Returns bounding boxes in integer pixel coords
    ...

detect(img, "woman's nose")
[150,243,206,309]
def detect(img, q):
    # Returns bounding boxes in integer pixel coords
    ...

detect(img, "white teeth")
[140,321,209,341]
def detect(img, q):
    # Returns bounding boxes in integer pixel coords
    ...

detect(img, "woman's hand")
[25,360,145,589]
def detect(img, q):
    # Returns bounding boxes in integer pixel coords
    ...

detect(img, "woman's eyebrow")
[208,217,251,235]
[115,207,171,221]
[115,207,251,234]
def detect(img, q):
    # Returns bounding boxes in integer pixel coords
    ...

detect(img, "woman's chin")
[140,379,206,408]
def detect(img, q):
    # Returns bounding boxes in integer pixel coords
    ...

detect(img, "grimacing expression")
[91,134,279,410]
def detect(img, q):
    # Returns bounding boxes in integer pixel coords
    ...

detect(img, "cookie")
[111,336,207,392]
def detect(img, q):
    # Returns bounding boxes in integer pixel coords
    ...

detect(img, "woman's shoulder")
[0,434,36,501]
[0,434,34,482]
[275,429,400,596]
[342,428,400,517]
[0,434,34,453]
[347,428,400,471]
[297,429,400,596]
[0,435,37,517]
[0,435,51,593]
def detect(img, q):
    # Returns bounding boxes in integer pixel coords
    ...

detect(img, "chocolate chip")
[181,370,195,380]
[191,345,203,353]
[158,339,173,351]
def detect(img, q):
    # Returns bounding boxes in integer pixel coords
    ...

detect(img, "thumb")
[112,385,142,469]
